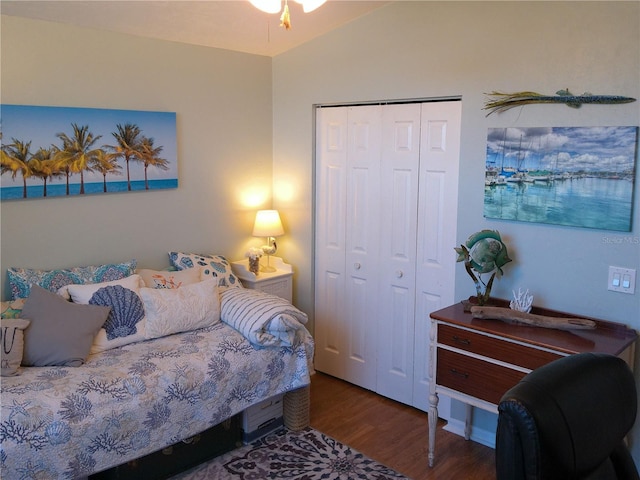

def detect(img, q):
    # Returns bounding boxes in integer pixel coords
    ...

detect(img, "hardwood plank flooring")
[309,372,496,480]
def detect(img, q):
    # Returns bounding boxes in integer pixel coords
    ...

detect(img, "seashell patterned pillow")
[168,252,242,289]
[64,274,147,354]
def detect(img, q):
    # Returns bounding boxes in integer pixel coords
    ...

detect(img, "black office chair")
[495,352,639,480]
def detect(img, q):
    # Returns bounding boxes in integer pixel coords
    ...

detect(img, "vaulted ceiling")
[1,0,392,57]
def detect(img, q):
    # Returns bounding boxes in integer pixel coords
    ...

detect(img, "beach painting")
[484,126,638,231]
[1,104,177,201]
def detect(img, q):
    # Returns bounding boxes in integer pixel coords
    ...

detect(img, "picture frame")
[1,105,178,200]
[484,126,638,232]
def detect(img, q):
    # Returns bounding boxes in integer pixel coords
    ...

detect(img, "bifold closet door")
[315,101,461,412]
[314,105,381,391]
[375,103,421,405]
[413,101,462,412]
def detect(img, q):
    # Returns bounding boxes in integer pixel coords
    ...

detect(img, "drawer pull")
[452,336,471,346]
[450,368,469,379]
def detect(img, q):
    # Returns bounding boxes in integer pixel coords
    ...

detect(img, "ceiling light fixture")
[250,0,327,30]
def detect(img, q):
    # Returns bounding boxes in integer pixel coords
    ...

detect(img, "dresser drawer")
[437,348,527,404]
[438,323,562,370]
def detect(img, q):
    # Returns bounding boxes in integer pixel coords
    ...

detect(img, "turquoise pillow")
[8,260,137,300]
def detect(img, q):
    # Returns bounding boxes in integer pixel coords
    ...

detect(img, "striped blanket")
[220,288,309,347]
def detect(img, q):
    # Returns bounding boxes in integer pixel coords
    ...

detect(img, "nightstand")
[231,256,293,302]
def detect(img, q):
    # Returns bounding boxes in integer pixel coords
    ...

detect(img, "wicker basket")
[283,385,310,431]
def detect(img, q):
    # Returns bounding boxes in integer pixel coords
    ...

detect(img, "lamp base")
[261,253,277,273]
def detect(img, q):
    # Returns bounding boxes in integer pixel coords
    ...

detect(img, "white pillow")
[138,267,202,289]
[220,288,308,347]
[64,274,147,353]
[142,278,220,339]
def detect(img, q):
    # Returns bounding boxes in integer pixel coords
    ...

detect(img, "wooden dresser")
[427,299,637,467]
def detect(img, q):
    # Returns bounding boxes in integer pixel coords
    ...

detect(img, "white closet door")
[314,106,349,380]
[315,100,462,409]
[314,106,381,390]
[376,103,422,404]
[343,105,381,389]
[413,101,462,411]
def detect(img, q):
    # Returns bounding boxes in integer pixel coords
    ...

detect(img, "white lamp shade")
[250,0,282,14]
[253,210,284,237]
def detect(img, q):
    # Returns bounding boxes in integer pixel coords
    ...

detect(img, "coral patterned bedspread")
[0,322,314,479]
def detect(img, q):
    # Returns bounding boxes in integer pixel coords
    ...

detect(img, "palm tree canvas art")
[1,105,177,200]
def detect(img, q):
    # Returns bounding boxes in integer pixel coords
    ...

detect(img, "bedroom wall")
[273,0,639,334]
[2,0,639,460]
[0,15,274,297]
[271,0,640,456]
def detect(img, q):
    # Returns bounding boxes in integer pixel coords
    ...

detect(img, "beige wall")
[2,0,640,460]
[1,15,274,292]
[273,1,639,327]
[271,0,640,456]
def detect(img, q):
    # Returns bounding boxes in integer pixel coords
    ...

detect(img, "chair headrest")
[499,353,636,476]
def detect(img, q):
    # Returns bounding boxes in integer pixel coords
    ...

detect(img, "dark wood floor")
[309,372,496,480]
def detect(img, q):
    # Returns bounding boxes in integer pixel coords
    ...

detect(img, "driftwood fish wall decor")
[483,89,636,116]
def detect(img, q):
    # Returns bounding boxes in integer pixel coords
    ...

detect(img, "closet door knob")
[354,263,361,270]
[396,270,404,278]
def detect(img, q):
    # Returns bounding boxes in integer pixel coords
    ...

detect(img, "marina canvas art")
[484,126,638,231]
[1,105,177,200]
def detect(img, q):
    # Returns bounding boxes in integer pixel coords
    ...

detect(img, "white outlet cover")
[608,266,636,294]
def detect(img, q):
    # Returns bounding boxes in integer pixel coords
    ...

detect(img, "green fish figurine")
[455,230,512,305]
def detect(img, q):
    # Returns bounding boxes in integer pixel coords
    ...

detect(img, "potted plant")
[455,230,512,306]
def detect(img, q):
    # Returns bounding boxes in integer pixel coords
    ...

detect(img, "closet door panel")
[342,106,381,390]
[377,103,421,404]
[416,102,461,303]
[315,107,349,379]
[413,101,462,411]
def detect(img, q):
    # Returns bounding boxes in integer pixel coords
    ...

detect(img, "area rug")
[169,427,410,480]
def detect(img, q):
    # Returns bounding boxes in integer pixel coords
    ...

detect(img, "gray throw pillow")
[21,285,111,367]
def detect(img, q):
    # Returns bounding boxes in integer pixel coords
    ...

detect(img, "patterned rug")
[169,427,410,480]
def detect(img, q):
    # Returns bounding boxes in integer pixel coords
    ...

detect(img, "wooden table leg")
[428,391,439,467]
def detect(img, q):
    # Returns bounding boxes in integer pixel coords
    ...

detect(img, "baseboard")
[442,418,496,449]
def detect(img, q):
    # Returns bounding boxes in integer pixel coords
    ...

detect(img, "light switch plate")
[608,266,636,294]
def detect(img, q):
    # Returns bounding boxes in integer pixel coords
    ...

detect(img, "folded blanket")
[220,288,308,347]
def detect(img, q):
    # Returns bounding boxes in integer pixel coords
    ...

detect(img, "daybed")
[0,253,314,480]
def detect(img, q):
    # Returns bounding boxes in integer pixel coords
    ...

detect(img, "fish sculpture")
[455,230,512,305]
[483,89,636,116]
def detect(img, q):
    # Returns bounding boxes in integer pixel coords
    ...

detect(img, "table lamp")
[253,210,284,272]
